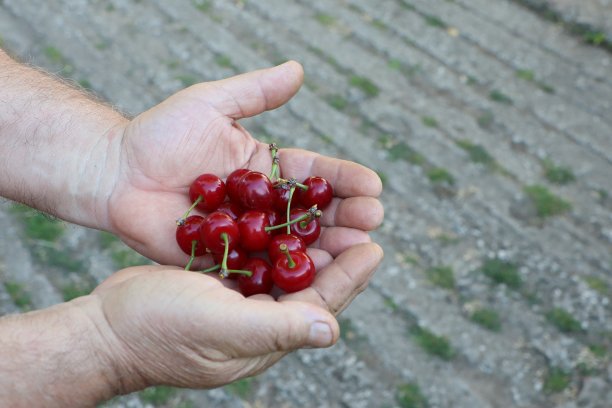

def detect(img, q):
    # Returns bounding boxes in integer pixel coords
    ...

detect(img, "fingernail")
[308,322,333,347]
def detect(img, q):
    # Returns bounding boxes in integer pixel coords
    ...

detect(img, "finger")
[214,300,339,356]
[201,61,304,119]
[311,226,372,257]
[319,197,384,231]
[280,243,384,315]
[278,149,383,198]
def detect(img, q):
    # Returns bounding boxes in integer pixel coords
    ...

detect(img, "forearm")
[0,297,126,407]
[0,49,128,229]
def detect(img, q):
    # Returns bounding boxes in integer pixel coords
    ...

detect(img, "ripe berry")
[237,211,271,252]
[175,215,207,256]
[200,212,240,254]
[189,174,226,212]
[238,171,274,210]
[226,168,250,203]
[289,207,321,245]
[268,233,306,263]
[216,201,243,221]
[238,257,273,297]
[272,245,315,293]
[296,176,333,210]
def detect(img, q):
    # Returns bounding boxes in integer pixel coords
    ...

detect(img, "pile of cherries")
[175,144,333,297]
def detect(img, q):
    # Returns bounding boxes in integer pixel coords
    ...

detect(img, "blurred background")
[1,1,611,407]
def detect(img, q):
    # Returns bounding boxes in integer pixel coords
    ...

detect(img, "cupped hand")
[106,61,384,268]
[90,241,382,391]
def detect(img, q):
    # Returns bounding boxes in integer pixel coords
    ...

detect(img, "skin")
[0,49,384,406]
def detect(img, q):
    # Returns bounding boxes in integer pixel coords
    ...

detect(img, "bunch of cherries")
[175,144,333,297]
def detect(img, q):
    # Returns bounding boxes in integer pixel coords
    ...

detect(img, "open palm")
[106,62,383,269]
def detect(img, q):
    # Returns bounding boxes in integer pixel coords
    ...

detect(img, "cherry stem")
[201,264,221,273]
[280,243,296,269]
[275,178,308,191]
[177,195,203,225]
[225,269,252,277]
[286,185,296,234]
[184,240,198,271]
[265,207,317,232]
[269,143,280,181]
[220,232,229,271]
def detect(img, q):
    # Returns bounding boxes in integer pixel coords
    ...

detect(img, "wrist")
[0,295,139,406]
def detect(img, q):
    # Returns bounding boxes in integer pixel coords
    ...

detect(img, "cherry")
[216,201,243,221]
[268,233,306,263]
[272,184,292,213]
[200,212,240,254]
[238,257,273,297]
[188,173,226,212]
[272,244,315,293]
[238,171,274,210]
[289,207,322,245]
[237,211,271,252]
[175,215,207,256]
[226,168,250,203]
[297,176,333,210]
[213,246,248,272]
[266,210,284,236]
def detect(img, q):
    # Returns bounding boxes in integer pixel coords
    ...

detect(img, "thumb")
[223,299,340,356]
[195,60,304,120]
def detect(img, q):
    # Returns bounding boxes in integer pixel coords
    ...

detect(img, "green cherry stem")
[220,232,230,271]
[269,143,280,181]
[176,195,203,225]
[286,185,296,235]
[275,178,308,191]
[265,206,321,232]
[201,264,221,274]
[280,243,296,268]
[184,240,198,271]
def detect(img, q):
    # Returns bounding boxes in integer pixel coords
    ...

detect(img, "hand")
[89,244,382,391]
[105,61,384,269]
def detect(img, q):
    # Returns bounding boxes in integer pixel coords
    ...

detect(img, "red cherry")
[238,171,273,210]
[289,208,321,245]
[272,246,315,293]
[272,185,292,213]
[216,201,244,221]
[238,257,273,297]
[296,176,333,210]
[213,246,248,280]
[226,168,250,203]
[237,211,271,252]
[200,212,240,254]
[266,210,284,236]
[268,234,306,262]
[189,174,226,212]
[175,215,207,256]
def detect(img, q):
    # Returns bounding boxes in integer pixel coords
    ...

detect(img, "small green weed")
[412,326,454,360]
[421,116,438,128]
[175,74,198,88]
[315,13,336,26]
[215,55,233,68]
[192,0,211,13]
[424,14,446,29]
[226,377,254,399]
[349,75,379,97]
[583,276,609,295]
[516,69,535,81]
[477,111,494,129]
[584,31,606,46]
[524,185,571,217]
[543,368,571,393]
[61,281,93,301]
[425,266,455,290]
[10,204,64,242]
[546,308,582,333]
[470,308,501,331]
[481,258,521,289]
[140,386,176,405]
[386,142,425,165]
[456,140,495,166]
[426,167,455,185]
[4,281,32,310]
[111,248,149,269]
[396,382,429,408]
[326,94,348,110]
[489,90,513,105]
[542,160,575,185]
